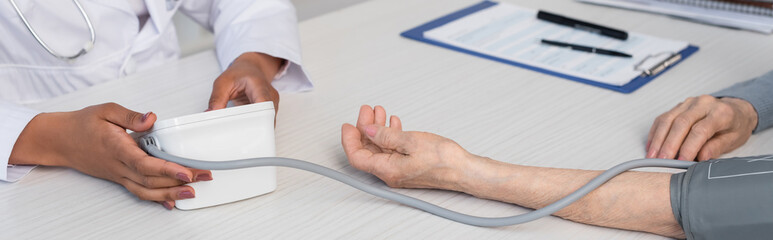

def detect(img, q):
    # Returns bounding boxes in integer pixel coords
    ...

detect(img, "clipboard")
[400,1,700,94]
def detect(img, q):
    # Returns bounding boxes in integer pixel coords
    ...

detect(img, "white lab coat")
[0,0,312,181]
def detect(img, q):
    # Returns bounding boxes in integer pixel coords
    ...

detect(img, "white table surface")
[3,0,773,238]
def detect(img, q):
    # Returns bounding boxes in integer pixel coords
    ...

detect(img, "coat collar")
[145,0,181,33]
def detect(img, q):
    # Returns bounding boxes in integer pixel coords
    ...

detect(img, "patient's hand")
[341,105,478,191]
[647,95,758,161]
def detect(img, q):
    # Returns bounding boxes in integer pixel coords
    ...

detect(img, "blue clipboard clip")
[400,1,699,94]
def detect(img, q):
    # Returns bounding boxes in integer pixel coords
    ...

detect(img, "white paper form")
[423,3,689,86]
[578,0,773,33]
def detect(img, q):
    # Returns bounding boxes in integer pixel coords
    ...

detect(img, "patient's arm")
[341,105,684,238]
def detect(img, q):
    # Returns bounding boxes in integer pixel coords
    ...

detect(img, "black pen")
[540,39,632,58]
[537,10,628,40]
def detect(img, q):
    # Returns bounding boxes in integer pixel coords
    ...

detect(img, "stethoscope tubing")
[8,0,95,60]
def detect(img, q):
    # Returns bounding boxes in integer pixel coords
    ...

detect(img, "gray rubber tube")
[140,138,696,227]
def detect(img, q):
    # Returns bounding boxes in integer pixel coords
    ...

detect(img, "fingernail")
[176,173,191,183]
[179,191,195,199]
[647,149,657,158]
[365,125,378,137]
[141,112,152,122]
[205,108,212,112]
[196,173,213,181]
[162,201,173,210]
[678,156,686,161]
[658,153,668,159]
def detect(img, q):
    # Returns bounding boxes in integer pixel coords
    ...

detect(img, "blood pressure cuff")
[670,155,773,240]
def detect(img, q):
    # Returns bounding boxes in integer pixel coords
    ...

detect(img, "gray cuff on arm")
[670,155,773,240]
[711,70,773,133]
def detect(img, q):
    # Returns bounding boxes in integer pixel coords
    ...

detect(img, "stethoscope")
[8,0,95,60]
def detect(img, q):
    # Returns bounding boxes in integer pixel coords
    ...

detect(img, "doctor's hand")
[208,52,284,113]
[341,105,483,192]
[647,95,758,161]
[9,103,213,210]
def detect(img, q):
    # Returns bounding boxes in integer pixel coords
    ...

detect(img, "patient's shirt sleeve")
[712,70,773,133]
[670,155,773,240]
[0,101,38,182]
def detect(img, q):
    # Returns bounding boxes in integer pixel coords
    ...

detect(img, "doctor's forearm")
[9,113,62,166]
[232,52,285,82]
[457,157,684,238]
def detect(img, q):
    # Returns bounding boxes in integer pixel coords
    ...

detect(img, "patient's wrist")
[723,97,758,131]
[455,155,509,197]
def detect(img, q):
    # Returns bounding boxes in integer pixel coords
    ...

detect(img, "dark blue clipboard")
[400,1,700,94]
